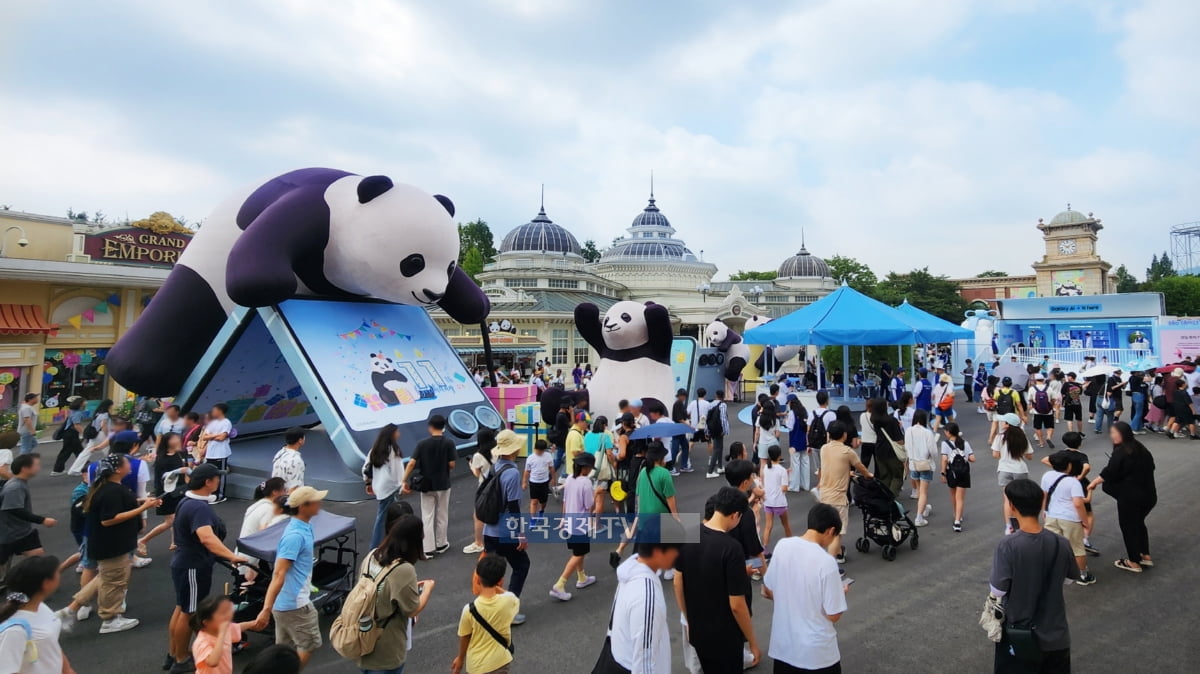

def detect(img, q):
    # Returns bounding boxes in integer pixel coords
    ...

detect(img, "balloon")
[96,365,106,375]
[46,366,59,376]
[0,373,12,385]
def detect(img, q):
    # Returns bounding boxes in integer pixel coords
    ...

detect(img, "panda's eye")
[620,313,632,323]
[399,254,425,277]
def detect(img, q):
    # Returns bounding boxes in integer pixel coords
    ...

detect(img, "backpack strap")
[1046,474,1071,503]
[644,466,671,511]
[468,600,514,653]
[365,559,405,628]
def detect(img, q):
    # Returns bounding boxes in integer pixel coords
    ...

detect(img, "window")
[548,279,579,289]
[573,331,590,366]
[551,328,568,364]
[444,327,461,337]
[519,328,539,337]
[765,294,787,302]
[465,328,481,337]
[794,295,818,303]
[504,278,538,288]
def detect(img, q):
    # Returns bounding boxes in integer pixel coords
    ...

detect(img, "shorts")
[934,409,954,422]
[997,471,1026,487]
[1063,405,1082,421]
[946,469,971,489]
[691,430,708,443]
[273,603,323,652]
[157,491,183,516]
[567,541,591,557]
[910,470,933,482]
[1044,517,1086,557]
[79,538,97,571]
[594,480,610,491]
[820,502,849,535]
[764,505,787,516]
[171,565,214,613]
[1033,414,1055,430]
[137,423,155,443]
[0,530,42,561]
[529,481,550,504]
[986,411,996,422]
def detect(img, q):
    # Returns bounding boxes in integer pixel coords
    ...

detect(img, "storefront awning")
[0,304,58,336]
[449,333,546,356]
[456,346,545,355]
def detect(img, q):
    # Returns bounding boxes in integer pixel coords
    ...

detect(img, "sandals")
[1139,557,1155,568]
[1114,559,1143,573]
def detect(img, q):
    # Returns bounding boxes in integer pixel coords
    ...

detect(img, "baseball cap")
[189,462,227,483]
[1034,373,1045,380]
[629,398,643,409]
[286,485,328,508]
[998,413,1022,427]
[573,452,596,468]
[111,430,141,445]
[918,367,928,375]
[1001,376,1013,386]
[618,412,635,426]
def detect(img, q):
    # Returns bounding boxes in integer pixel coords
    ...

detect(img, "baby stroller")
[850,476,918,561]
[223,510,359,635]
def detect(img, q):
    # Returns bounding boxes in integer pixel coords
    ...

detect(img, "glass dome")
[498,207,581,255]
[777,245,831,278]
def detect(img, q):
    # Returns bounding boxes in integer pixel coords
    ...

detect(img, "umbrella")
[993,361,1028,383]
[1155,363,1196,374]
[629,422,693,440]
[1080,364,1119,378]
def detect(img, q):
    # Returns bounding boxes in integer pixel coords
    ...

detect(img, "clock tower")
[1032,206,1112,296]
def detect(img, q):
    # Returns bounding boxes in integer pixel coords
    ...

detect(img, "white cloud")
[1117,0,1200,124]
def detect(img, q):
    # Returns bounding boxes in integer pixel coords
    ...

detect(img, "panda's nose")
[421,289,444,302]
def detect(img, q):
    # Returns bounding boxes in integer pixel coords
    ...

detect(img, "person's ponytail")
[0,555,59,623]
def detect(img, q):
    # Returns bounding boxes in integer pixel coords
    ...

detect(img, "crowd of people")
[0,353,1167,672]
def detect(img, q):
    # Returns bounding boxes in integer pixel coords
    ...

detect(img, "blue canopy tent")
[743,284,960,404]
[894,300,974,343]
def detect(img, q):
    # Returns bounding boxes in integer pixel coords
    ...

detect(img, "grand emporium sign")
[82,213,193,267]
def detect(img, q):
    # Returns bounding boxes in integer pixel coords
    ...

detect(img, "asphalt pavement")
[31,402,1200,672]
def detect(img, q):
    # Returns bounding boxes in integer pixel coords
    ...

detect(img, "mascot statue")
[574,301,674,419]
[705,320,750,382]
[106,168,491,395]
[744,314,802,376]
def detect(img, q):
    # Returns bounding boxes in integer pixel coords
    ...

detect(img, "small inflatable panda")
[369,353,418,406]
[575,301,674,419]
[107,168,490,395]
[705,320,750,382]
[744,314,802,375]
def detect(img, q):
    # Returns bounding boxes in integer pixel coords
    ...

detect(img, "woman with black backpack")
[869,398,907,498]
[939,423,975,533]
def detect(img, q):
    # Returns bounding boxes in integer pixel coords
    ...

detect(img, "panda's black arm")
[574,303,605,353]
[645,303,674,361]
[227,185,334,307]
[438,267,491,324]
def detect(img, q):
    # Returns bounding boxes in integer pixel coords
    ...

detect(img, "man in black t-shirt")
[403,414,457,555]
[674,486,761,671]
[990,478,1076,673]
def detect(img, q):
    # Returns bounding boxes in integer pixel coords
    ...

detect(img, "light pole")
[749,284,763,304]
[696,282,711,303]
[0,226,29,257]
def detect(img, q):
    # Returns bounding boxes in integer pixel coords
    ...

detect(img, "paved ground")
[32,403,1200,672]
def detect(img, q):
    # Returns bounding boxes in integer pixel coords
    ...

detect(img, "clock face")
[1058,239,1077,255]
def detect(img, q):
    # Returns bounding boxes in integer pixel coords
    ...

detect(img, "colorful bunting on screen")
[338,319,413,341]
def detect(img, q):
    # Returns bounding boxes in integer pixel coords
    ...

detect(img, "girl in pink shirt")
[191,596,255,674]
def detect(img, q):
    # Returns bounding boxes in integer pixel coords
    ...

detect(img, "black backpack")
[994,391,1016,416]
[945,442,970,481]
[808,409,831,449]
[474,463,516,525]
[706,402,725,437]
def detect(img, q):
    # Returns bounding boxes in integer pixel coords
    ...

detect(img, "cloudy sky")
[2,0,1197,280]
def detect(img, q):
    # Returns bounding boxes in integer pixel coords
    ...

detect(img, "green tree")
[729,270,778,281]
[457,219,496,266]
[460,246,485,281]
[580,239,601,262]
[873,267,968,323]
[825,255,878,293]
[1146,251,1176,284]
[975,270,1009,278]
[1151,276,1200,316]
[1114,264,1140,293]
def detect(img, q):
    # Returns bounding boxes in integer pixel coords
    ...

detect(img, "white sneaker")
[132,556,152,568]
[662,569,675,581]
[706,472,719,479]
[914,516,929,527]
[77,606,93,621]
[99,616,139,634]
[54,608,77,633]
[462,542,485,554]
[922,504,932,518]
[909,489,918,499]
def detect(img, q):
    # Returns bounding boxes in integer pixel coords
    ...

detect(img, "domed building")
[702,237,839,332]
[432,198,623,373]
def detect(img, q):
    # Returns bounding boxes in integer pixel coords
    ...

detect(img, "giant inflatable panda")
[705,320,750,382]
[744,314,802,376]
[107,168,491,395]
[574,301,674,419]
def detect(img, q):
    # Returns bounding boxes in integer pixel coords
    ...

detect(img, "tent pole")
[842,344,850,403]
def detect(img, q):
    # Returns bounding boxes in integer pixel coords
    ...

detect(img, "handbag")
[1003,541,1061,667]
[913,458,933,472]
[591,596,631,674]
[980,594,1005,643]
[1099,395,1114,412]
[881,430,907,462]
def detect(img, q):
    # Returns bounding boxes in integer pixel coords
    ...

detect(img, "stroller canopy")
[237,511,356,563]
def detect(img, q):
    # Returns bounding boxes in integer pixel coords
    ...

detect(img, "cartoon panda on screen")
[105,168,490,395]
[369,353,418,406]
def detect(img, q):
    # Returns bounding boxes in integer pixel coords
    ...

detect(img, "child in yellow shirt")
[452,556,519,674]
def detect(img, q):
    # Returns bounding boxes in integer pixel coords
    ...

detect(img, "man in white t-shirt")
[763,503,850,672]
[154,404,186,441]
[1041,451,1094,585]
[271,427,307,492]
[686,388,712,445]
[17,394,39,456]
[200,403,233,503]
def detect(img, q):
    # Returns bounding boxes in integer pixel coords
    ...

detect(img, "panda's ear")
[357,176,394,204]
[433,194,455,217]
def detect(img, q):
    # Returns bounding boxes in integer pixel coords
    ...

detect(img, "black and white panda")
[498,319,516,334]
[369,352,417,406]
[106,168,490,395]
[744,314,802,375]
[705,320,751,382]
[573,300,674,419]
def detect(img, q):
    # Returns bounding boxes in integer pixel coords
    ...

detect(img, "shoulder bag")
[468,600,514,655]
[645,466,671,511]
[1004,539,1061,667]
[591,595,632,674]
[880,426,908,462]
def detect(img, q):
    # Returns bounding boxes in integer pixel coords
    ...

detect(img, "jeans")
[362,667,404,674]
[1094,407,1115,433]
[707,435,725,473]
[670,435,690,470]
[370,493,396,549]
[17,434,36,455]
[1131,393,1145,431]
[420,490,450,551]
[483,535,529,596]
